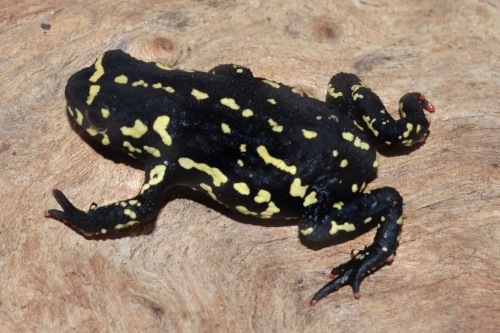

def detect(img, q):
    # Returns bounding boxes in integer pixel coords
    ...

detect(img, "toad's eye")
[85,109,108,132]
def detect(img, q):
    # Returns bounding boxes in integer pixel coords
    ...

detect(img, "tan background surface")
[1,1,499,332]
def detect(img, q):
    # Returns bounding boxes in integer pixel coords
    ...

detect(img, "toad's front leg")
[45,162,175,236]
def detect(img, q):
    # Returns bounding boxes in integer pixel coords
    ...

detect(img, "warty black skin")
[46,50,435,304]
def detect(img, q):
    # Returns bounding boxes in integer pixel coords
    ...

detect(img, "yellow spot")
[300,227,314,236]
[148,165,167,186]
[352,82,367,91]
[352,250,368,260]
[327,83,343,98]
[362,115,379,137]
[86,128,97,136]
[156,63,173,70]
[101,134,110,145]
[101,108,110,118]
[399,102,406,117]
[233,182,250,195]
[397,216,403,225]
[364,217,372,224]
[100,229,107,234]
[268,119,283,132]
[260,201,280,218]
[329,221,356,235]
[342,132,354,142]
[353,93,363,100]
[140,183,150,194]
[128,200,138,205]
[382,247,388,252]
[373,153,379,168]
[86,85,100,105]
[267,98,277,105]
[316,116,323,120]
[221,123,231,134]
[235,205,258,216]
[123,141,142,153]
[152,83,162,89]
[240,144,247,153]
[332,150,339,157]
[178,157,228,187]
[257,145,297,175]
[191,88,209,100]
[200,183,217,201]
[115,220,140,230]
[303,191,317,207]
[67,106,75,117]
[242,109,253,117]
[124,208,137,220]
[403,123,414,138]
[302,129,318,139]
[332,201,344,210]
[120,202,127,207]
[353,120,364,131]
[352,184,359,192]
[292,88,304,96]
[254,189,271,203]
[340,159,348,168]
[290,178,308,198]
[144,145,161,157]
[416,124,422,133]
[237,159,244,167]
[360,182,366,191]
[262,79,280,88]
[402,139,413,146]
[153,115,172,146]
[164,86,175,93]
[132,80,148,87]
[351,83,366,101]
[114,75,128,84]
[354,137,370,150]
[220,98,240,110]
[89,54,104,83]
[121,119,148,138]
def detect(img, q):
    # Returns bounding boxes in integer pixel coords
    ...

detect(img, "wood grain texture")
[0,0,498,332]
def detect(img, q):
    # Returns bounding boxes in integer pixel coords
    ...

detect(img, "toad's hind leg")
[299,187,403,305]
[325,73,435,146]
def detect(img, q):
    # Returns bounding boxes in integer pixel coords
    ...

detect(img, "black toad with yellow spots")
[45,50,435,305]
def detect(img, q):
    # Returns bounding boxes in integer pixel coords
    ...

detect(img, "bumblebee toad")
[45,50,435,304]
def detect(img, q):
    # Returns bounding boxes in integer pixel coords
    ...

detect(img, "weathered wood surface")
[0,0,498,332]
